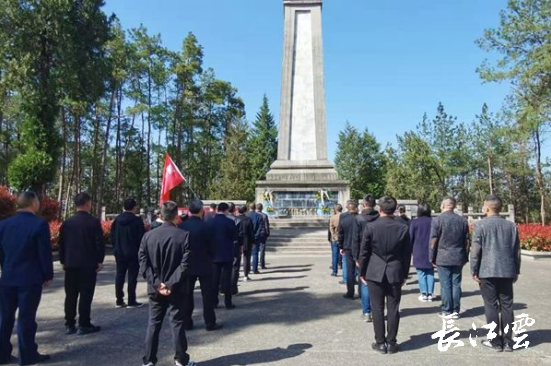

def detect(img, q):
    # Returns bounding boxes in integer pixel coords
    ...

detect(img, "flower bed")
[518,224,551,252]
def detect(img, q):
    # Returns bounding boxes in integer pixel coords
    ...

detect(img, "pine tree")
[335,122,386,200]
[248,95,278,187]
[211,118,252,200]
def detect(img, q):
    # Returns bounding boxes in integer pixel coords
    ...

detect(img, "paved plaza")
[15,254,551,366]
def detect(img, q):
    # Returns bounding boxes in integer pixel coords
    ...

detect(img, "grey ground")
[11,254,551,366]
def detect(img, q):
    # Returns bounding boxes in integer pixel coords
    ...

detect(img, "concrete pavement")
[9,253,551,365]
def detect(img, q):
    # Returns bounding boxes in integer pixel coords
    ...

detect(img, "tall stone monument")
[256,0,350,212]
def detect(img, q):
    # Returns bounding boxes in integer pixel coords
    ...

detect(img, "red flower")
[0,186,16,221]
[518,224,551,252]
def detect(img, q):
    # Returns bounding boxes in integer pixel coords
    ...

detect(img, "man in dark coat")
[204,203,217,221]
[471,195,521,352]
[246,203,266,274]
[139,201,196,366]
[236,206,254,281]
[430,196,469,319]
[256,203,271,269]
[360,196,412,354]
[111,198,146,309]
[59,192,105,336]
[396,205,411,226]
[209,202,238,309]
[226,202,241,295]
[0,192,53,365]
[338,201,361,299]
[179,200,221,331]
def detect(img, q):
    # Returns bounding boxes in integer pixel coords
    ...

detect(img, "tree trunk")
[488,155,494,195]
[57,107,68,216]
[96,89,116,214]
[533,129,546,225]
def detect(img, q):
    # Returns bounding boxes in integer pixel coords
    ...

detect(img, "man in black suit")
[59,192,105,336]
[209,202,238,309]
[179,200,222,332]
[246,203,266,274]
[139,201,196,366]
[111,198,146,309]
[236,206,254,282]
[204,203,217,221]
[338,201,361,299]
[226,202,241,295]
[0,192,53,365]
[360,196,412,354]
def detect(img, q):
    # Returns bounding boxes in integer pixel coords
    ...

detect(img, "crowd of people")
[0,192,271,366]
[328,194,521,354]
[0,190,522,365]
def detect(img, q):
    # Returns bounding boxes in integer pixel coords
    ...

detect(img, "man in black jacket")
[236,206,254,282]
[179,200,221,332]
[111,198,146,309]
[59,192,105,336]
[209,203,238,309]
[246,203,266,274]
[360,196,412,354]
[338,201,360,299]
[139,201,196,366]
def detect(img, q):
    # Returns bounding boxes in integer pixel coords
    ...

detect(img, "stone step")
[267,246,330,251]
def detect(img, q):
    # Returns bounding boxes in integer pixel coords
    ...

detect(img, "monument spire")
[256,0,350,212]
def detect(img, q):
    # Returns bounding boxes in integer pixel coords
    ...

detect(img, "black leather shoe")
[206,323,223,331]
[22,354,50,365]
[77,325,101,335]
[482,340,503,352]
[372,342,387,354]
[503,343,514,352]
[343,294,355,300]
[339,281,346,285]
[387,343,399,354]
[65,326,77,335]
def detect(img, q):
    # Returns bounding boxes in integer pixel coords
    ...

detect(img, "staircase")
[267,218,331,256]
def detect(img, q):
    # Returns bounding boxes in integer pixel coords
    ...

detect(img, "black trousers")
[479,278,515,345]
[231,245,243,295]
[115,256,139,304]
[64,267,97,327]
[243,249,252,278]
[345,250,356,297]
[183,274,216,328]
[213,262,232,307]
[143,292,189,365]
[368,275,402,345]
[0,284,43,365]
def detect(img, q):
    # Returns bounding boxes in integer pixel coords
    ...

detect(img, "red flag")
[160,154,186,206]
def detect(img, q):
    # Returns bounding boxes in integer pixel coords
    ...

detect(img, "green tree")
[477,0,551,223]
[335,122,386,200]
[211,118,252,200]
[248,95,278,191]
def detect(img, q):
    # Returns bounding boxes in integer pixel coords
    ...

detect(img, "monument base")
[256,161,350,216]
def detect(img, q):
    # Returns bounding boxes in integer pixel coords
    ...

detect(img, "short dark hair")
[189,200,204,215]
[349,201,359,211]
[398,205,406,214]
[238,205,248,214]
[417,203,431,218]
[256,203,263,211]
[123,198,137,211]
[379,196,397,215]
[363,194,376,208]
[335,204,343,213]
[210,203,217,210]
[74,192,92,207]
[228,202,236,213]
[161,201,178,221]
[218,202,230,213]
[442,196,457,209]
[17,191,39,209]
[485,194,503,212]
[249,203,256,211]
